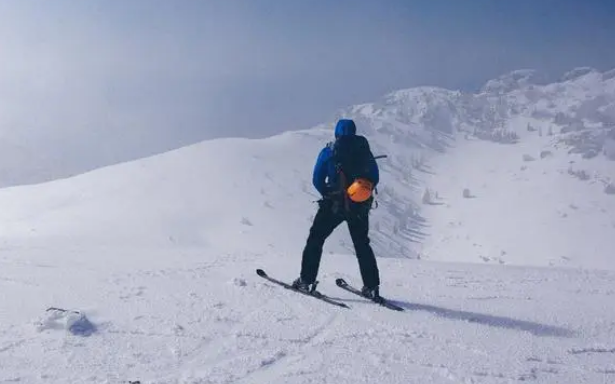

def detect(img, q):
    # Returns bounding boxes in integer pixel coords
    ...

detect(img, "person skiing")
[292,118,382,299]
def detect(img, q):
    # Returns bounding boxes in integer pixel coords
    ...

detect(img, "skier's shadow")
[398,301,575,338]
[339,298,575,338]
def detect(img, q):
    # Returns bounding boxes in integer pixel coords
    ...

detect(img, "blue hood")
[334,119,356,138]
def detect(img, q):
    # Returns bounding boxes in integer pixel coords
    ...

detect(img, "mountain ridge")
[1,66,614,269]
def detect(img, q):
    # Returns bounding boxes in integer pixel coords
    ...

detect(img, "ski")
[256,269,350,309]
[335,278,404,311]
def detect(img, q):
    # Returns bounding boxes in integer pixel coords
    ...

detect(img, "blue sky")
[1,0,615,155]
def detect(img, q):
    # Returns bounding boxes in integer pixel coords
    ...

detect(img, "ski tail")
[335,278,404,311]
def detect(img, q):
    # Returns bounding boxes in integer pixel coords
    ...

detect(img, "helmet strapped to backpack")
[347,178,373,202]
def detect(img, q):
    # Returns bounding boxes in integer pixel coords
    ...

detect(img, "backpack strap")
[337,167,351,213]
[330,139,355,212]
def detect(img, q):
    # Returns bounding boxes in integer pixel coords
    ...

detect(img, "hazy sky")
[1,0,615,161]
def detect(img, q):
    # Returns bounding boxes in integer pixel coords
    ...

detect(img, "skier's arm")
[312,147,330,196]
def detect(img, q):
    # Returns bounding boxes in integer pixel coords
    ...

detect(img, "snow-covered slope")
[0,125,430,260]
[5,67,611,267]
[2,247,614,384]
[1,67,615,383]
[419,135,615,270]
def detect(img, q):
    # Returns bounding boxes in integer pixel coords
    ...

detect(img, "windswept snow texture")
[1,250,615,384]
[1,67,615,383]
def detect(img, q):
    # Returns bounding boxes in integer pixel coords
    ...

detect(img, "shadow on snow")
[393,301,575,338]
[333,297,575,338]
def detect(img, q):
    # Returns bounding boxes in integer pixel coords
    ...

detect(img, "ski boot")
[292,277,318,294]
[361,285,380,300]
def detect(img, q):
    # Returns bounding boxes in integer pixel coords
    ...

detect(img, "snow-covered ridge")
[480,68,547,94]
[1,66,614,270]
[337,67,615,159]
[1,66,613,190]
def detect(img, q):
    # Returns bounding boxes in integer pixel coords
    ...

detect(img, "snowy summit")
[1,67,615,383]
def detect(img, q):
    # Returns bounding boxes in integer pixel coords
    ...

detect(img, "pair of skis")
[256,269,404,312]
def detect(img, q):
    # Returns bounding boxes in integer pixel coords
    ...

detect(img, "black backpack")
[330,134,375,189]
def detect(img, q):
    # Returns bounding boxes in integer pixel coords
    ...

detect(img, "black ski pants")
[300,198,380,288]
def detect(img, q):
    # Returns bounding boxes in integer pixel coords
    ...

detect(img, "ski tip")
[335,278,347,287]
[256,269,267,277]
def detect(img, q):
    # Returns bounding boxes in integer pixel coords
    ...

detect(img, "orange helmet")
[346,178,373,202]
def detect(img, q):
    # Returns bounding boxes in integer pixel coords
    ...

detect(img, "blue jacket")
[312,119,379,197]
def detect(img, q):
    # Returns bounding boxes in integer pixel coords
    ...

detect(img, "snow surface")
[2,248,615,383]
[1,67,615,383]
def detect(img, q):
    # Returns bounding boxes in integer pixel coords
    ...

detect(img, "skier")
[292,118,382,299]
